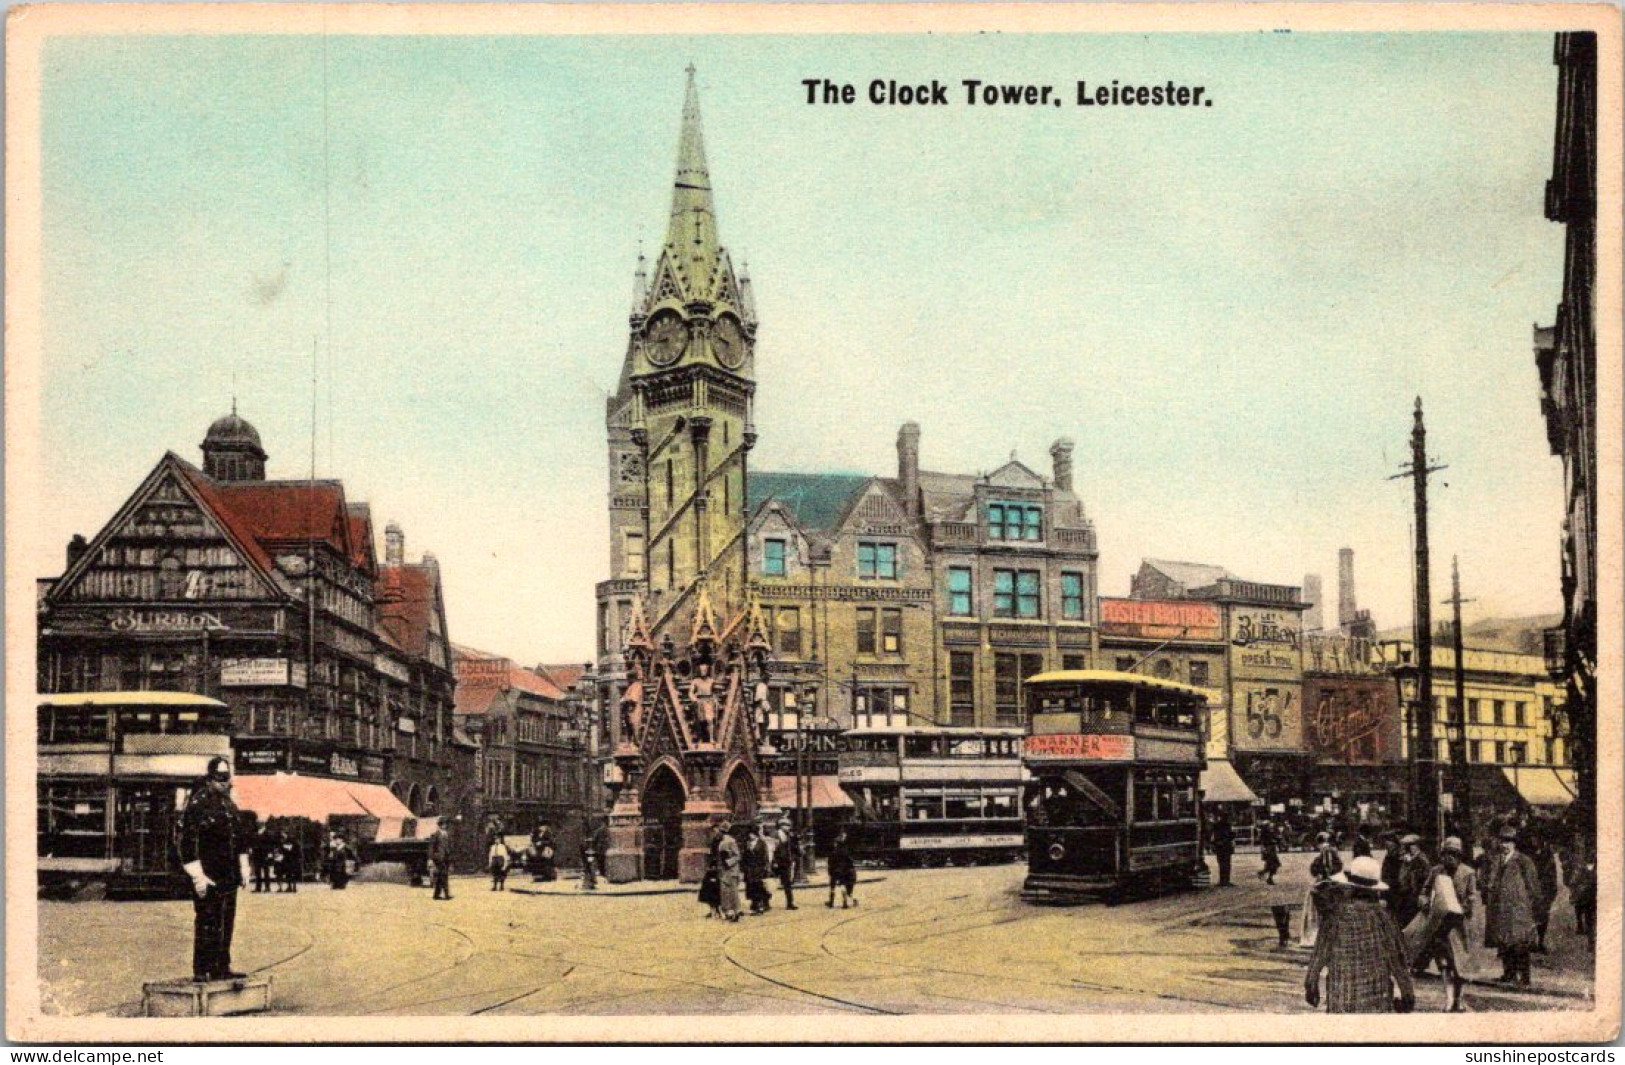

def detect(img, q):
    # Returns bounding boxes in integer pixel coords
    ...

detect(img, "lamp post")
[1391,654,1421,830]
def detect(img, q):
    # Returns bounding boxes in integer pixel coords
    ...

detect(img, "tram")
[37,691,236,898]
[837,726,1026,866]
[1020,671,1207,898]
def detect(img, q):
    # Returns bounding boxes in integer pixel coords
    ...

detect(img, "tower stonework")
[598,69,771,883]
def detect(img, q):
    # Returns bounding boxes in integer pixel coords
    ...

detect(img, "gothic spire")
[664,65,722,299]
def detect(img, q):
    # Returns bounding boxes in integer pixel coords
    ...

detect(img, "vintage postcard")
[5,2,1620,1045]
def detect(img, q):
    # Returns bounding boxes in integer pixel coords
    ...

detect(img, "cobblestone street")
[38,854,1595,1018]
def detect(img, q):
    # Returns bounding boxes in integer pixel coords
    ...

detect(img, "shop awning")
[1501,766,1577,807]
[1200,759,1261,804]
[233,773,414,825]
[771,775,853,810]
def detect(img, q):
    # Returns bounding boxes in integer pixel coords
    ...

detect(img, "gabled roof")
[1141,559,1233,591]
[453,644,570,706]
[534,663,587,690]
[748,472,871,533]
[982,459,1046,490]
[212,478,352,561]
[377,563,442,658]
[345,503,376,573]
[917,470,980,523]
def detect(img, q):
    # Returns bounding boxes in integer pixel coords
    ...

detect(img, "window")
[858,542,899,579]
[993,569,1041,618]
[855,687,908,729]
[767,687,800,732]
[1189,660,1210,688]
[1468,699,1481,724]
[1494,741,1506,764]
[1438,739,1448,761]
[667,540,675,586]
[856,608,876,655]
[987,502,1042,541]
[1508,742,1526,765]
[904,791,944,821]
[1445,697,1460,723]
[773,607,802,656]
[949,652,976,726]
[763,538,787,577]
[1492,700,1504,726]
[1115,656,1137,673]
[881,608,903,654]
[624,532,646,578]
[947,567,974,616]
[994,652,1043,725]
[1542,695,1554,719]
[1514,702,1527,726]
[1544,738,1556,764]
[1061,572,1085,620]
[1063,654,1088,672]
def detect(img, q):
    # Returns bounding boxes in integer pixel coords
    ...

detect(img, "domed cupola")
[201,403,267,482]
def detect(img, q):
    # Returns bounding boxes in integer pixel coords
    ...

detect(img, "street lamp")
[1391,654,1421,828]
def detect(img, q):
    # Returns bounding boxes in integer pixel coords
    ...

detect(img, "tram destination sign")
[1023,733,1135,761]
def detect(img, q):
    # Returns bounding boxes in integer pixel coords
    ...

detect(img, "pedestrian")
[533,822,557,882]
[698,821,724,918]
[716,819,743,922]
[429,824,454,901]
[325,833,353,890]
[1413,836,1478,1012]
[1209,809,1235,887]
[278,835,303,893]
[772,820,799,910]
[742,824,772,915]
[1566,843,1596,948]
[1524,829,1560,954]
[250,827,275,894]
[826,828,857,909]
[488,836,510,891]
[1483,824,1540,986]
[1267,850,1298,950]
[579,822,599,892]
[1388,834,1429,935]
[1304,856,1416,1014]
[178,756,247,983]
[1301,831,1344,947]
[1257,819,1282,884]
[1352,826,1374,859]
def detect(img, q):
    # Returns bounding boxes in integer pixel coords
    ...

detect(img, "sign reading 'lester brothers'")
[1024,733,1135,761]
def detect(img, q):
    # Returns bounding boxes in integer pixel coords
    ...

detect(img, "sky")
[35,31,1568,663]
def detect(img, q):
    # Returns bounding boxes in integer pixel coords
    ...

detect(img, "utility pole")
[1390,398,1447,842]
[1443,556,1474,840]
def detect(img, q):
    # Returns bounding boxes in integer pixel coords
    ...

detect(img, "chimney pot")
[385,522,405,566]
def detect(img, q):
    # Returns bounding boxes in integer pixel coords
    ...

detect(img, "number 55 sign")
[1236,684,1301,750]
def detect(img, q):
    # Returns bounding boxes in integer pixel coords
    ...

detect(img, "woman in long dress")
[716,822,743,922]
[1412,837,1478,1011]
[1301,832,1344,947]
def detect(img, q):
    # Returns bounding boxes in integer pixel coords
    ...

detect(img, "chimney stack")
[1303,574,1324,632]
[897,422,921,518]
[1050,437,1076,493]
[1338,547,1358,630]
[66,534,88,570]
[385,522,404,566]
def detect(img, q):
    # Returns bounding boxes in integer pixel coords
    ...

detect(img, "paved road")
[38,853,1594,1017]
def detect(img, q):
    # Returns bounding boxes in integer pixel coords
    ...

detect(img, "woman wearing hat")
[1414,836,1478,1011]
[1301,832,1344,947]
[1483,824,1541,986]
[1305,856,1416,1014]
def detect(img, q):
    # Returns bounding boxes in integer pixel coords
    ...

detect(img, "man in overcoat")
[1484,824,1541,986]
[1208,809,1235,887]
[428,823,454,901]
[178,756,247,982]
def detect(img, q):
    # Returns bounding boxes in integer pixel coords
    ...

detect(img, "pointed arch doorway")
[640,764,686,880]
[723,765,758,822]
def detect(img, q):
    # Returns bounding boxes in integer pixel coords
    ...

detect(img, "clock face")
[713,314,747,370]
[644,311,688,367]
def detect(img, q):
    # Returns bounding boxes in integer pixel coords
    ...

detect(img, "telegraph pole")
[1390,398,1447,841]
[1443,556,1474,840]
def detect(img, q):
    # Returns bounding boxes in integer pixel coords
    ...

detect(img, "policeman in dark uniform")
[179,756,246,982]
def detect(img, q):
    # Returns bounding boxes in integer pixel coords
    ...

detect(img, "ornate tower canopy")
[200,403,267,482]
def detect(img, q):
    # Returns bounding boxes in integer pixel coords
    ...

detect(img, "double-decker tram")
[37,692,235,898]
[1021,671,1207,898]
[837,727,1026,866]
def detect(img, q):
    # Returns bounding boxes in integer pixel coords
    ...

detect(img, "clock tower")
[603,64,757,648]
[598,68,773,883]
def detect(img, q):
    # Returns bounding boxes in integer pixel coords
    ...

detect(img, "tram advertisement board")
[1023,733,1134,761]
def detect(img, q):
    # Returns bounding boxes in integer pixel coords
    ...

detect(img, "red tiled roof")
[534,663,587,690]
[377,563,438,657]
[454,685,506,716]
[453,644,568,702]
[214,480,350,555]
[345,503,375,573]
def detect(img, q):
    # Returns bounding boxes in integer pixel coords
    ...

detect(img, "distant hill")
[1375,614,1561,656]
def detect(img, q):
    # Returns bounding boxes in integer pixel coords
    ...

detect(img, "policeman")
[179,756,247,982]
